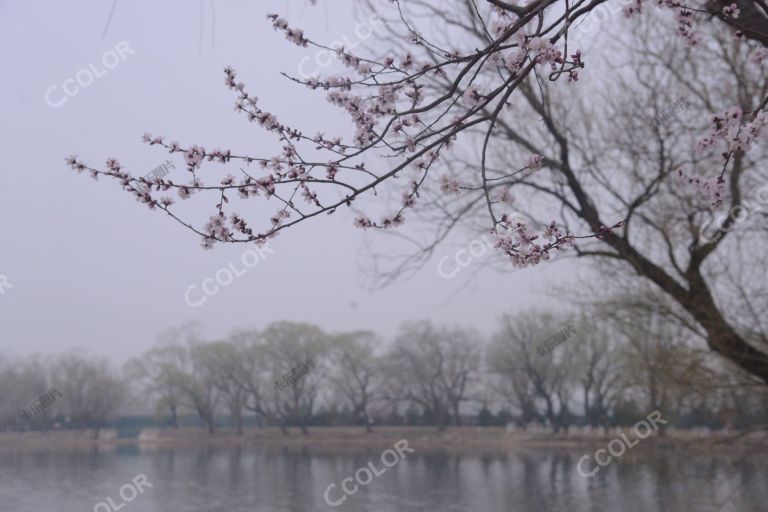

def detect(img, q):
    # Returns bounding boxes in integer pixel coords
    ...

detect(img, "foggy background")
[0,0,576,361]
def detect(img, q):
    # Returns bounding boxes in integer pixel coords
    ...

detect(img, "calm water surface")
[0,446,764,511]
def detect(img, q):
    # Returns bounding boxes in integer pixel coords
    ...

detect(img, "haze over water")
[1,447,764,512]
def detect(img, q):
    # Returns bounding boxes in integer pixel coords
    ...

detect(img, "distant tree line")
[3,311,767,436]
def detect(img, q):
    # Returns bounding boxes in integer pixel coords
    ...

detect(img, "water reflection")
[0,446,764,511]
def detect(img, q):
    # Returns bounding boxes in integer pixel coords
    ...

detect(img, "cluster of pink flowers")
[751,47,768,65]
[202,213,233,249]
[268,13,309,47]
[623,0,644,17]
[624,0,700,46]
[326,88,394,146]
[698,106,768,155]
[462,85,484,107]
[492,216,575,268]
[74,2,751,266]
[674,103,768,207]
[499,187,515,205]
[526,154,544,170]
[618,0,768,209]
[504,49,528,74]
[489,6,519,37]
[440,175,461,195]
[676,169,726,207]
[526,36,562,66]
[670,5,700,47]
[225,66,287,136]
[721,3,740,18]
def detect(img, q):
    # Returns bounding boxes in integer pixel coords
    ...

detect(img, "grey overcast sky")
[0,0,582,362]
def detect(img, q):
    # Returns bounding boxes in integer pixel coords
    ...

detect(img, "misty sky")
[0,0,582,362]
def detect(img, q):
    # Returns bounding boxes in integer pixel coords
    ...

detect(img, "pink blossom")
[499,188,515,205]
[441,176,461,195]
[526,154,544,170]
[67,1,759,268]
[676,169,726,207]
[354,216,374,229]
[185,145,205,170]
[751,47,768,66]
[267,13,308,47]
[722,3,740,18]
[462,85,483,107]
[505,50,527,72]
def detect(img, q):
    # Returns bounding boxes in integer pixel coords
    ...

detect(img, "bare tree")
[385,321,480,429]
[168,343,220,434]
[68,0,768,385]
[486,349,543,429]
[54,352,125,439]
[259,321,327,434]
[328,331,380,432]
[572,319,625,430]
[489,312,577,432]
[125,344,186,429]
[364,7,768,387]
[197,340,250,435]
[0,356,52,432]
[609,304,712,433]
[226,329,275,431]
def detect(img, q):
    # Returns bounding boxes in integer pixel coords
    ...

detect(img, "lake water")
[1,446,765,511]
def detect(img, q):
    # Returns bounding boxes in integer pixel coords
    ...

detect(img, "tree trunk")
[603,233,768,385]
[452,403,462,426]
[685,271,768,384]
[170,403,179,429]
[230,406,243,436]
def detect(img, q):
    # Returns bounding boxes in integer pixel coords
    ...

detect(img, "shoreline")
[1,426,766,454]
